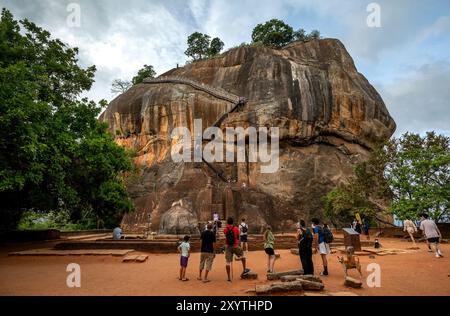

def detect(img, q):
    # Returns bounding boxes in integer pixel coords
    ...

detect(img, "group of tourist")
[178,217,251,282]
[404,213,444,258]
[351,217,370,240]
[176,212,444,282]
[296,218,333,276]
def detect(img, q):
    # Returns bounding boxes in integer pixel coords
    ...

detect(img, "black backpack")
[225,226,236,246]
[241,224,248,234]
[301,228,313,248]
[323,226,334,244]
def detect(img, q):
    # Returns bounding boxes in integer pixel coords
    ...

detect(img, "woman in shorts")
[263,226,276,273]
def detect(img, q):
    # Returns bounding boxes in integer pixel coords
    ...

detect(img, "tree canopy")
[0,9,134,231]
[386,132,449,221]
[251,19,321,48]
[131,64,156,85]
[185,32,224,61]
[323,132,450,225]
[252,19,294,48]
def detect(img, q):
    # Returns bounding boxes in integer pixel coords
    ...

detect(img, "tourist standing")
[113,226,124,240]
[198,223,216,282]
[263,226,276,273]
[419,214,443,258]
[403,218,417,246]
[355,220,362,234]
[224,217,249,281]
[297,220,314,275]
[178,235,191,281]
[312,218,331,276]
[362,217,370,240]
[213,211,220,236]
[239,218,249,252]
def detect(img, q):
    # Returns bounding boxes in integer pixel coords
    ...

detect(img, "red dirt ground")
[0,238,449,296]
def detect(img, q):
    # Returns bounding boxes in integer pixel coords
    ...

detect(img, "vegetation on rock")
[251,19,321,48]
[131,64,156,85]
[324,132,450,225]
[185,32,224,61]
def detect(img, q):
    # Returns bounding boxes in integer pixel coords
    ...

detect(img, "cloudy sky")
[1,0,449,136]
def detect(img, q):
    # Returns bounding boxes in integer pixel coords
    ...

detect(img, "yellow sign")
[355,212,362,224]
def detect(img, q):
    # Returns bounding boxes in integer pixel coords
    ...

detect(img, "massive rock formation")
[100,39,396,234]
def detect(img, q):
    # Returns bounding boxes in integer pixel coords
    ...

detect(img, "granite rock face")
[99,39,396,234]
[159,199,200,235]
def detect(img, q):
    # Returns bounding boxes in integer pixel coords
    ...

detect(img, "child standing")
[178,235,191,281]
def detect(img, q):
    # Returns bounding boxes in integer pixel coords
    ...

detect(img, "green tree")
[307,30,321,40]
[323,132,450,225]
[323,144,391,227]
[293,28,306,41]
[251,19,294,48]
[209,37,225,56]
[185,32,225,60]
[293,28,321,42]
[0,9,133,231]
[185,32,211,60]
[386,132,449,221]
[131,64,156,85]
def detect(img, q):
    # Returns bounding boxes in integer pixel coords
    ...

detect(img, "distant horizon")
[1,0,449,137]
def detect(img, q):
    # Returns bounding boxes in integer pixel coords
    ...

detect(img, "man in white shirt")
[419,213,443,258]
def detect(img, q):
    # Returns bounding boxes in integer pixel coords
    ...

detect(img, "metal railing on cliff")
[143,76,241,104]
[143,75,247,183]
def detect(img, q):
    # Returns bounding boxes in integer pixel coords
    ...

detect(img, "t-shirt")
[179,241,190,257]
[419,219,440,239]
[313,226,325,244]
[113,227,122,240]
[298,227,313,249]
[264,231,274,249]
[239,223,248,236]
[224,224,240,247]
[213,213,219,221]
[200,230,216,253]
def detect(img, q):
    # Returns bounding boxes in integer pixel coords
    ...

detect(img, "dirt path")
[0,239,449,296]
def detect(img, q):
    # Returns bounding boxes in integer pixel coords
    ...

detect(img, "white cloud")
[1,0,449,136]
[416,15,450,43]
[378,63,450,136]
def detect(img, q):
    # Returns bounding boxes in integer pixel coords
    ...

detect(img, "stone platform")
[8,249,134,256]
[52,234,298,253]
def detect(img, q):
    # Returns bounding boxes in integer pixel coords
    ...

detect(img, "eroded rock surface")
[100,39,396,233]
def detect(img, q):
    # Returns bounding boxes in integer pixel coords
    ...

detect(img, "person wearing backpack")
[224,217,249,281]
[239,218,249,253]
[297,220,314,275]
[312,218,331,276]
[323,223,334,244]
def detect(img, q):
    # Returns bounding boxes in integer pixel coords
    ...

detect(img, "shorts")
[318,242,331,255]
[240,235,248,243]
[428,237,440,243]
[180,256,189,268]
[199,252,215,271]
[264,247,275,256]
[225,246,244,263]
